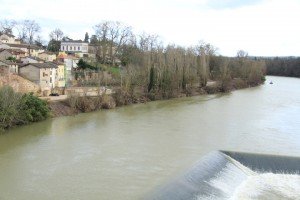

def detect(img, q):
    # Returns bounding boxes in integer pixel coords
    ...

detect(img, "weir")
[146,151,300,200]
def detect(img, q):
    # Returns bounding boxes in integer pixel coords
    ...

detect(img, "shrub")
[0,86,50,130]
[112,88,133,106]
[20,93,50,122]
[67,93,102,112]
[0,86,22,129]
[101,94,116,109]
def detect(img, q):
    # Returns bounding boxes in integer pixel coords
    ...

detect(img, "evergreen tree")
[84,32,89,43]
[47,39,61,52]
[90,35,98,44]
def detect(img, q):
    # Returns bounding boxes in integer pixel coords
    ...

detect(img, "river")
[0,76,299,200]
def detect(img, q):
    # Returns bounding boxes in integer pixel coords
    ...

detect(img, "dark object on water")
[49,93,59,96]
[270,81,273,84]
[146,151,300,200]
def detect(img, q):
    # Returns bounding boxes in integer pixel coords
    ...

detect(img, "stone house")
[53,61,66,88]
[19,63,58,89]
[21,56,45,64]
[38,51,57,62]
[0,49,26,60]
[0,60,19,74]
[0,64,9,75]
[0,33,21,44]
[0,43,44,57]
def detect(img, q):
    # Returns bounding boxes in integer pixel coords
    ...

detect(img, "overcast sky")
[1,0,299,56]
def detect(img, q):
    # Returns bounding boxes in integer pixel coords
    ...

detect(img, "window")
[78,46,80,51]
[70,46,72,50]
[62,46,65,50]
[43,72,46,77]
[50,77,52,83]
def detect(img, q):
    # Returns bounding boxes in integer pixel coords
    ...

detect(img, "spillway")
[146,151,300,200]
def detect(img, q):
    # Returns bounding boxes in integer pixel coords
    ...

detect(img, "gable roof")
[22,62,58,69]
[26,56,45,62]
[0,33,15,38]
[39,51,56,55]
[0,60,16,66]
[0,49,12,54]
[61,39,87,44]
[4,43,43,50]
[57,53,79,60]
[0,48,26,55]
[51,60,64,65]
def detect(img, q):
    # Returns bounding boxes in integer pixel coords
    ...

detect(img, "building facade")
[0,60,19,74]
[0,33,21,44]
[0,49,26,60]
[21,56,45,64]
[19,63,58,89]
[54,62,66,87]
[60,39,88,57]
[0,43,44,57]
[38,51,57,62]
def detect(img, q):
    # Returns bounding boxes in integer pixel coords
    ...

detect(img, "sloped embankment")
[0,74,40,94]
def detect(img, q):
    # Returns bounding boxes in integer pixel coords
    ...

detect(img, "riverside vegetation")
[0,86,49,130]
[57,48,266,115]
[0,20,266,128]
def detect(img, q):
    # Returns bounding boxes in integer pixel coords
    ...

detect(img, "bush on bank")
[0,86,50,130]
[66,93,116,112]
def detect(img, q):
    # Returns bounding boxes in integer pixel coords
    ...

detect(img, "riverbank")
[49,78,265,117]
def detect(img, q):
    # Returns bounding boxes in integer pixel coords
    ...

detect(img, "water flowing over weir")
[146,151,300,200]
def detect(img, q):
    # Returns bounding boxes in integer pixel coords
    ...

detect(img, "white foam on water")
[195,154,300,200]
[231,173,300,200]
[208,163,250,196]
[196,160,254,200]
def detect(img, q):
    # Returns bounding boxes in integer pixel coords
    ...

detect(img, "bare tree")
[15,22,27,42]
[49,28,64,41]
[94,21,109,63]
[15,20,41,44]
[0,19,16,34]
[195,41,218,86]
[237,50,248,58]
[35,35,46,48]
[94,21,132,65]
[113,23,132,65]
[24,20,41,44]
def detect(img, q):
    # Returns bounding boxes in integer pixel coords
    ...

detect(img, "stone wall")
[0,74,112,97]
[65,86,112,96]
[0,74,41,95]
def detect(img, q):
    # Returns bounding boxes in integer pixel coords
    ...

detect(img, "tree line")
[264,57,300,78]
